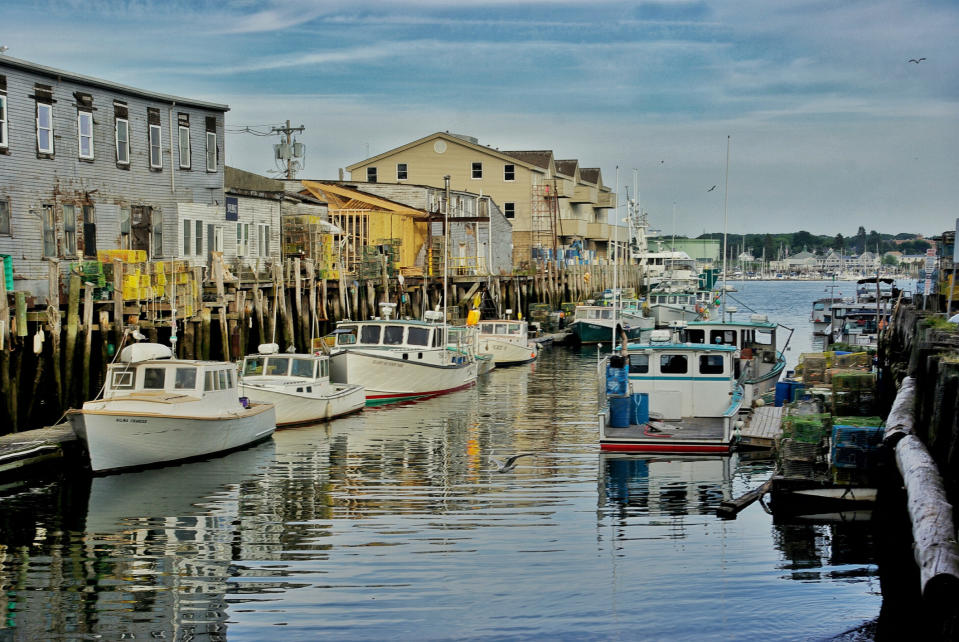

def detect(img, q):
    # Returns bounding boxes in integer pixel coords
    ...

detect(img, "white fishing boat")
[447,323,496,375]
[329,308,478,406]
[680,314,790,406]
[238,343,365,426]
[68,342,276,473]
[476,319,539,366]
[598,330,747,453]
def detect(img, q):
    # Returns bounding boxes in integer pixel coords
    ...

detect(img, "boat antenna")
[721,135,730,315]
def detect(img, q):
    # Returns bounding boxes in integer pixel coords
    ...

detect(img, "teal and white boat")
[568,304,653,345]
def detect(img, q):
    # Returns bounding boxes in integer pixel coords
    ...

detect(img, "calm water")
[0,280,887,641]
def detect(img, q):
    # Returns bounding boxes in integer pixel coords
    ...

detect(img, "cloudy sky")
[3,0,957,237]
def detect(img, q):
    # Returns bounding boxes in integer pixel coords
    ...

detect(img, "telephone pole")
[271,120,305,179]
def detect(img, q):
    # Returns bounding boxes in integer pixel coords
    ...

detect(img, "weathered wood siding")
[0,58,227,299]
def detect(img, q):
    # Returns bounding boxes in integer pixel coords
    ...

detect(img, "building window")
[115,118,130,165]
[236,222,250,257]
[472,162,482,179]
[257,223,270,257]
[36,103,54,155]
[195,220,203,256]
[151,208,163,257]
[206,132,216,172]
[63,204,78,257]
[41,204,56,257]
[182,219,191,256]
[504,164,515,181]
[0,198,9,235]
[367,167,377,183]
[504,202,515,219]
[178,125,191,169]
[149,124,162,168]
[77,111,94,160]
[396,163,408,180]
[0,94,8,149]
[82,204,96,258]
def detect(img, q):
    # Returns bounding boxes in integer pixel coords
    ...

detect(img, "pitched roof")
[344,132,546,173]
[300,181,427,218]
[580,168,602,185]
[554,159,579,177]
[500,150,553,170]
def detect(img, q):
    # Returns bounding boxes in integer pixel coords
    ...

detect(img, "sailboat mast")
[612,166,620,347]
[721,135,730,314]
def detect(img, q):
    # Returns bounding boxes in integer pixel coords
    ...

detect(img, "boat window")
[218,369,228,390]
[243,357,264,376]
[668,296,677,304]
[226,369,234,388]
[384,325,405,345]
[142,367,166,389]
[337,326,357,345]
[408,326,430,346]
[174,367,197,390]
[699,355,725,375]
[291,358,315,378]
[433,329,443,347]
[660,354,688,374]
[266,357,289,376]
[320,360,329,378]
[495,324,507,334]
[360,325,381,344]
[205,371,214,391]
[480,323,494,334]
[710,330,737,346]
[687,329,706,344]
[508,324,521,334]
[628,354,649,373]
[754,329,774,345]
[112,369,135,389]
[813,302,825,311]
[600,309,612,319]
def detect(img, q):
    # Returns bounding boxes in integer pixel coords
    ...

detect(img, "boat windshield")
[174,367,197,390]
[360,325,381,344]
[408,326,430,346]
[383,325,405,345]
[265,357,290,376]
[243,357,264,376]
[291,358,315,378]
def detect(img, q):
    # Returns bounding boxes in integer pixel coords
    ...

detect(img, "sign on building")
[226,197,239,221]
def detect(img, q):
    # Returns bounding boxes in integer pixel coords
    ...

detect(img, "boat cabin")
[334,321,445,349]
[241,353,330,381]
[624,342,739,420]
[478,321,527,337]
[105,344,238,400]
[648,292,697,307]
[574,306,616,322]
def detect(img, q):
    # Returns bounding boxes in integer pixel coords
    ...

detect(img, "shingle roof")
[554,160,578,177]
[501,150,553,170]
[580,168,601,184]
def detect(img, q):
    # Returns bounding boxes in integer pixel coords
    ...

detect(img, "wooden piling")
[81,282,93,404]
[47,262,62,413]
[65,273,81,406]
[200,307,211,360]
[0,273,13,429]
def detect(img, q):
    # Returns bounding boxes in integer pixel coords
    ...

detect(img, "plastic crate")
[831,445,878,469]
[832,425,883,449]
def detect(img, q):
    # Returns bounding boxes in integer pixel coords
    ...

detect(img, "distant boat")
[598,330,746,453]
[68,342,276,473]
[238,343,365,426]
[568,303,653,345]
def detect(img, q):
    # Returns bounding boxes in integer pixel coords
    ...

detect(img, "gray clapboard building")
[0,55,229,299]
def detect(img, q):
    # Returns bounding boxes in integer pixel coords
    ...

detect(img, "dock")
[738,405,783,449]
[0,425,79,478]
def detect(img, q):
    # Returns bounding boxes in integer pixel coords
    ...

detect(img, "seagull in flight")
[489,452,536,473]
[707,185,717,192]
[907,58,926,64]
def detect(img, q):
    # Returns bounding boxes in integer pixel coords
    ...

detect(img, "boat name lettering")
[115,418,148,424]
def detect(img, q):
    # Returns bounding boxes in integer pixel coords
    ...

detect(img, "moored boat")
[68,342,276,473]
[568,304,653,345]
[476,319,539,366]
[598,330,747,453]
[328,310,478,406]
[238,343,365,426]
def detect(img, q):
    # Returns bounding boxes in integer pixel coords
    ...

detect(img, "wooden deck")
[0,425,78,477]
[738,405,783,449]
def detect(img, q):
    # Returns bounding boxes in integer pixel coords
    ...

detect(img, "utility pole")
[271,120,305,179]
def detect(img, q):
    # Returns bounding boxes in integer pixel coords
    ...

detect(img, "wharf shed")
[344,131,618,268]
[0,55,228,299]
[329,181,514,277]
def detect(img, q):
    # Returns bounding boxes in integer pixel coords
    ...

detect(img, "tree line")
[688,228,932,260]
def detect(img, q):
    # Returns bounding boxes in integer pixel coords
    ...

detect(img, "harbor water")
[0,280,885,640]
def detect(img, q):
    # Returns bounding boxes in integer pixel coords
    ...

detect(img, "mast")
[443,175,450,335]
[612,166,620,347]
[721,135,730,314]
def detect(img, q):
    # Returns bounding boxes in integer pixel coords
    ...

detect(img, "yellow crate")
[123,274,139,289]
[139,274,150,287]
[155,271,167,285]
[154,284,165,298]
[138,286,154,299]
[122,283,139,300]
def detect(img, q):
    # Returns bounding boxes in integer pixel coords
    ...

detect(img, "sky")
[2,0,957,238]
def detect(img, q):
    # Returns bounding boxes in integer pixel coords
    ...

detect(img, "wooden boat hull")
[69,402,276,473]
[238,382,366,426]
[477,336,538,366]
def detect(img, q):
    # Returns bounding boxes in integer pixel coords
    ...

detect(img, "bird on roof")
[907,58,926,63]
[489,452,536,473]
[707,185,717,192]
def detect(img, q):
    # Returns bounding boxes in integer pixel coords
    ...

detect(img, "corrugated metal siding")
[0,61,227,299]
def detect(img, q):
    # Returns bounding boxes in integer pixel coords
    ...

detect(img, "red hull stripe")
[600,443,730,453]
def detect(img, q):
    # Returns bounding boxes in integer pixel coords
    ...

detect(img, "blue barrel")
[606,365,628,396]
[609,395,632,427]
[775,381,790,407]
[789,381,805,403]
[632,392,649,424]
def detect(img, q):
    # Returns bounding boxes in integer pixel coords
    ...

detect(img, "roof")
[0,55,229,112]
[554,159,578,177]
[501,150,553,170]
[344,132,547,174]
[625,342,738,352]
[301,180,427,218]
[579,168,602,185]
